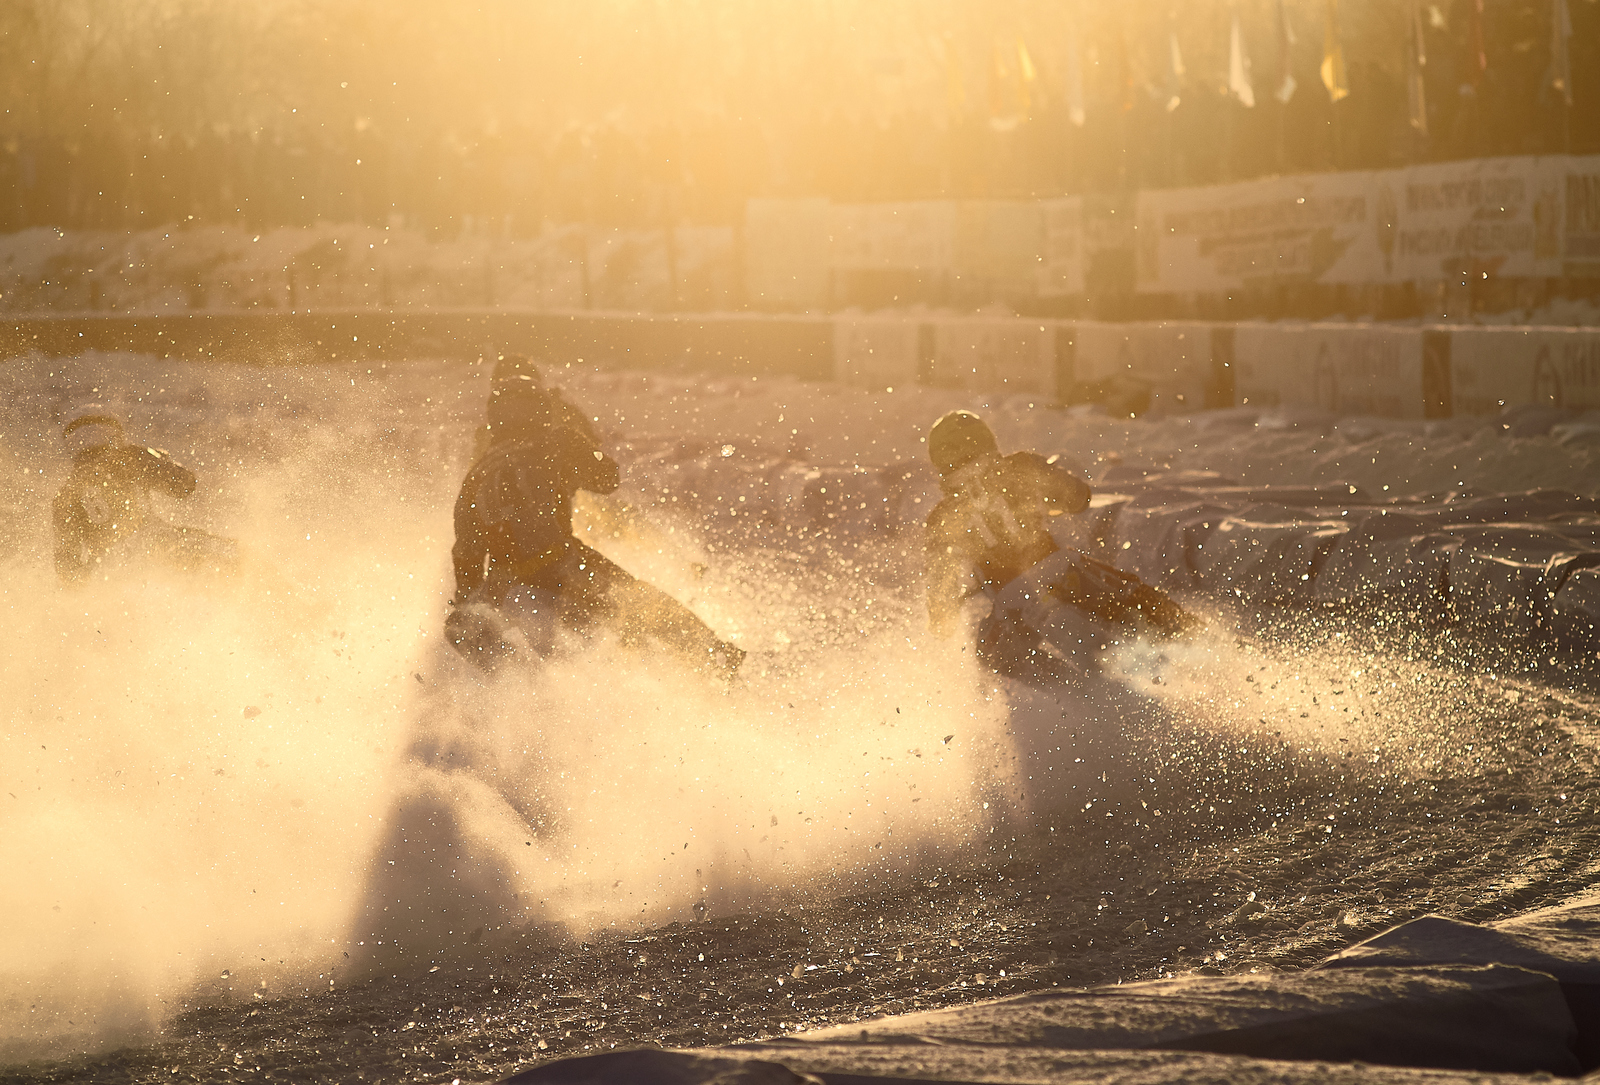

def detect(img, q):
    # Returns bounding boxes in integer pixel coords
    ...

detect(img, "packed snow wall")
[9,312,1600,423]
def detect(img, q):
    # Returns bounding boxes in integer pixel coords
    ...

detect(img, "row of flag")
[974,0,1575,136]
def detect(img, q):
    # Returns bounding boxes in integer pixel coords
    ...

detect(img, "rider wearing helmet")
[925,409,1192,677]
[52,405,224,582]
[450,357,743,678]
[470,353,603,461]
[452,360,619,601]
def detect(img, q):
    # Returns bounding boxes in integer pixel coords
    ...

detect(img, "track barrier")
[8,310,1600,420]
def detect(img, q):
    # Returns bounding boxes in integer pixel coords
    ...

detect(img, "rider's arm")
[450,483,488,600]
[553,394,605,448]
[550,412,620,496]
[452,454,522,599]
[133,447,198,499]
[578,448,621,496]
[1024,453,1091,516]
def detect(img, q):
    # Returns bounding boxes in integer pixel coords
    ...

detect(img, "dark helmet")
[62,404,125,452]
[928,410,998,474]
[491,353,543,390]
[486,353,552,431]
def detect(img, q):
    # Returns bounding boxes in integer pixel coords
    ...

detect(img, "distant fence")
[5,310,1598,418]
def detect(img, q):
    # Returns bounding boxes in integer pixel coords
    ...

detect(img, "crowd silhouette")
[2,0,1593,238]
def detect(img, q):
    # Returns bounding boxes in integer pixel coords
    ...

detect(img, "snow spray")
[0,353,454,1059]
[0,354,1017,1059]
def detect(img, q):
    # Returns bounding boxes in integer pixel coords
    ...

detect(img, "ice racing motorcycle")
[970,549,1198,684]
[444,574,745,682]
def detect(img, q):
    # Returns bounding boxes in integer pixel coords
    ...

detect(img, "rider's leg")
[1001,549,1194,635]
[975,604,1094,683]
[1071,554,1196,635]
[539,544,744,677]
[987,554,1104,677]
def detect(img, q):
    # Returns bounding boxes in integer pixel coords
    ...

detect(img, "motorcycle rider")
[449,356,744,678]
[924,410,1193,679]
[470,352,601,460]
[52,405,234,582]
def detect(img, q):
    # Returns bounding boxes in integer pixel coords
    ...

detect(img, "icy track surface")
[2,353,1600,1082]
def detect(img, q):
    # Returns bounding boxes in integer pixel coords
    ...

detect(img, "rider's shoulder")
[925,489,960,523]
[472,423,601,477]
[1002,450,1084,485]
[91,442,163,471]
[1001,449,1056,472]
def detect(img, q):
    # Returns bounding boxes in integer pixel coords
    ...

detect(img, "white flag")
[1065,19,1086,126]
[1322,0,1349,103]
[1165,30,1185,112]
[1275,0,1297,103]
[1407,1,1428,134]
[1229,12,1256,107]
[1552,0,1574,106]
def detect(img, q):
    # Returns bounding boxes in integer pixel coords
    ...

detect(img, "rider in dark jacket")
[924,410,1192,677]
[450,358,743,677]
[451,390,620,601]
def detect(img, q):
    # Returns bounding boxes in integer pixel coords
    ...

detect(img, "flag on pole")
[1065,19,1086,127]
[1229,12,1256,107]
[987,40,1012,128]
[1164,28,1185,112]
[1017,37,1037,116]
[1321,0,1349,102]
[1114,16,1137,112]
[1465,0,1487,89]
[1407,2,1428,134]
[986,37,1031,130]
[942,33,966,122]
[1275,0,1298,103]
[1551,0,1574,106]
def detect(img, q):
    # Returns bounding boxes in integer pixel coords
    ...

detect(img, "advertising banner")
[947,199,1087,297]
[1564,155,1600,277]
[1038,197,1086,296]
[1136,171,1381,293]
[755,154,1579,309]
[954,200,1043,292]
[1390,157,1564,281]
[1137,157,1565,292]
[1448,326,1600,415]
[1073,321,1214,414]
[833,319,924,391]
[929,319,1055,396]
[828,201,957,271]
[1232,323,1297,408]
[744,198,831,309]
[1231,323,1425,418]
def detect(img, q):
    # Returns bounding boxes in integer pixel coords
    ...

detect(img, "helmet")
[487,353,552,433]
[491,353,543,390]
[928,410,997,474]
[62,404,125,453]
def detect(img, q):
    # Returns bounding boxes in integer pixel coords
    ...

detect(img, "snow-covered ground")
[2,352,1599,1079]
